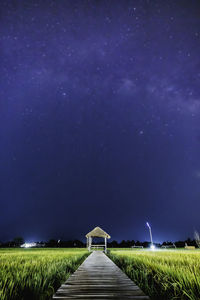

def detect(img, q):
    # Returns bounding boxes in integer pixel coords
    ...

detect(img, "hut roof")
[86,227,111,239]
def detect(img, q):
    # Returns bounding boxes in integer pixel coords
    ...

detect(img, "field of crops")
[0,248,88,300]
[109,249,200,300]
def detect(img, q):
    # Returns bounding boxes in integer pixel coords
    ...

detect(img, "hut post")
[105,237,107,253]
[90,237,92,251]
[88,236,91,251]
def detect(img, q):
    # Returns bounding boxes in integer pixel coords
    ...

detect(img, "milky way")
[1,0,200,242]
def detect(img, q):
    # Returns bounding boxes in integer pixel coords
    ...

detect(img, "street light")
[146,222,155,250]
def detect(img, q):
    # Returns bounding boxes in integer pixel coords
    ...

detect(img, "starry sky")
[1,0,200,243]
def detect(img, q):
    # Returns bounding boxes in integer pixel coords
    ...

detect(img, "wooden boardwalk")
[53,251,150,299]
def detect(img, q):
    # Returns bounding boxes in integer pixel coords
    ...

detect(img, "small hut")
[86,226,111,253]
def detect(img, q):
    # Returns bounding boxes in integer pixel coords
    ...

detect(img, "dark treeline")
[0,237,198,248]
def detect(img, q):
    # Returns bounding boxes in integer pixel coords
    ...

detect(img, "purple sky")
[0,0,200,243]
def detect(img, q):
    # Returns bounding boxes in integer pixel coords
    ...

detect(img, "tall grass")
[109,249,200,300]
[0,248,88,300]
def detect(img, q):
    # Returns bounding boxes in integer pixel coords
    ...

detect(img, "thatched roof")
[86,227,111,239]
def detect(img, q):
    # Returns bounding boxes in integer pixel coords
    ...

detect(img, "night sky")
[1,0,200,243]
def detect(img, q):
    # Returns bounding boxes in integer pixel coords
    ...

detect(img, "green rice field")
[0,248,88,300]
[1,248,200,300]
[109,249,200,300]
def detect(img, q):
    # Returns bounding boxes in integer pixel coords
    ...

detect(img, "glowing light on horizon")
[146,221,154,249]
[21,242,36,248]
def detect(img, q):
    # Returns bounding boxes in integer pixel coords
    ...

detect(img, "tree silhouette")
[13,237,24,247]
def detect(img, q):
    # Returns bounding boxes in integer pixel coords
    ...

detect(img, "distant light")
[21,242,36,248]
[146,222,154,249]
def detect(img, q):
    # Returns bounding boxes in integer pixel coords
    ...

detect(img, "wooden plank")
[53,251,150,299]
